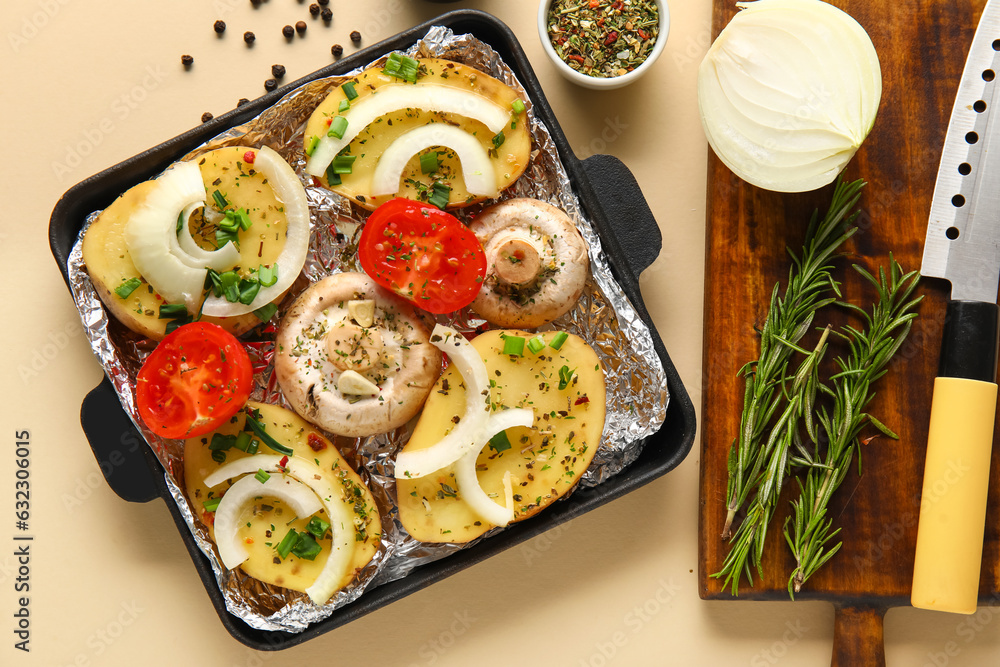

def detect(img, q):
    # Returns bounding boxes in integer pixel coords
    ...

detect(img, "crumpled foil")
[66,26,669,633]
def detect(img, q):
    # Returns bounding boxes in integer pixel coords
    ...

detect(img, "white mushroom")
[275,272,442,437]
[469,198,589,328]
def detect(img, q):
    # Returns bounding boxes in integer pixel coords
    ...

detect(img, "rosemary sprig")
[784,257,922,596]
[722,178,864,541]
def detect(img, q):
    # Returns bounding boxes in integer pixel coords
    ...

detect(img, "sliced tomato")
[135,322,253,439]
[358,198,486,314]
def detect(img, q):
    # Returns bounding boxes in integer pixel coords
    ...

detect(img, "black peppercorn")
[321,7,332,21]
[331,43,343,57]
[271,64,286,79]
[295,21,307,35]
[318,0,328,5]
[181,54,194,67]
[237,98,250,107]
[213,20,226,34]
[201,112,214,123]
[264,78,277,92]
[250,0,261,6]
[244,31,255,44]
[309,3,320,16]
[350,30,361,43]
[282,24,294,38]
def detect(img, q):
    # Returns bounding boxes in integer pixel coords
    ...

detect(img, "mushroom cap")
[275,272,442,437]
[469,198,589,328]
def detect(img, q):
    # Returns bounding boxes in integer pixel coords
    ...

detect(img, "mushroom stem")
[494,238,541,287]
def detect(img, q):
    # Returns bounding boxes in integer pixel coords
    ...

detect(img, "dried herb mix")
[546,0,659,78]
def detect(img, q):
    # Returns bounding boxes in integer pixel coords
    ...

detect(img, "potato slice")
[303,58,531,210]
[82,146,288,340]
[185,402,381,595]
[397,330,606,543]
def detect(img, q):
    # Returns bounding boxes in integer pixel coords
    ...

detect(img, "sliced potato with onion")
[83,146,295,339]
[184,402,381,598]
[303,57,531,210]
[397,330,606,543]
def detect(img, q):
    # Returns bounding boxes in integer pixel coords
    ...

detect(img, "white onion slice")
[201,146,311,317]
[173,201,241,272]
[124,161,212,311]
[204,454,356,605]
[305,84,509,177]
[394,325,492,479]
[697,0,881,192]
[453,408,534,527]
[371,124,497,197]
[213,472,323,569]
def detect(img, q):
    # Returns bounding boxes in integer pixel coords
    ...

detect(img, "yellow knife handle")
[912,299,999,614]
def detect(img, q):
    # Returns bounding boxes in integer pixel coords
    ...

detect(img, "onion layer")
[371,124,497,197]
[697,0,881,192]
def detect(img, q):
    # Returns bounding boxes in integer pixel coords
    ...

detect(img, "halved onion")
[213,472,322,569]
[173,201,241,272]
[305,84,509,177]
[204,454,356,605]
[371,124,497,197]
[201,146,311,317]
[697,0,881,192]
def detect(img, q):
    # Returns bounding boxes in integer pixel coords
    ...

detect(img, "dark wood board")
[697,1,998,666]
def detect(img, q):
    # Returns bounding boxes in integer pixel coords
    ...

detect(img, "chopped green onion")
[236,208,252,231]
[238,279,260,305]
[328,115,349,139]
[246,439,260,455]
[218,217,239,233]
[549,331,569,350]
[275,529,298,559]
[512,99,526,114]
[489,430,512,453]
[419,151,440,174]
[212,189,228,211]
[305,516,330,539]
[254,468,271,484]
[502,334,525,356]
[165,317,192,334]
[306,135,320,156]
[114,277,142,299]
[492,131,505,148]
[158,303,188,319]
[211,449,227,463]
[291,532,322,560]
[218,271,241,303]
[253,302,278,322]
[257,264,278,287]
[209,433,237,451]
[527,335,546,355]
[342,81,358,99]
[233,431,253,452]
[203,497,221,512]
[216,225,240,249]
[427,181,451,210]
[176,211,186,234]
[338,99,350,113]
[558,365,576,391]
[383,52,420,83]
[244,412,294,455]
[331,153,356,174]
[325,162,342,185]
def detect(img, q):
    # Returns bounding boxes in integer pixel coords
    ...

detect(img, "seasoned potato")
[397,330,606,543]
[82,146,288,340]
[184,402,381,595]
[303,58,531,210]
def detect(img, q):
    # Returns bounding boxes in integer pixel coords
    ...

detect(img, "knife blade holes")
[952,194,966,207]
[975,100,988,113]
[959,162,972,175]
[966,131,980,144]
[946,227,960,240]
[984,69,995,82]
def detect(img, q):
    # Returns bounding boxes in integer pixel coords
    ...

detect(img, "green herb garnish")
[114,277,142,299]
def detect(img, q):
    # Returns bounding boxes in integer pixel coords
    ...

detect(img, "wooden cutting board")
[698,1,999,665]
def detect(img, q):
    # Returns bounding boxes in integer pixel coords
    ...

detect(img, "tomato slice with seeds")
[358,198,486,314]
[135,322,253,439]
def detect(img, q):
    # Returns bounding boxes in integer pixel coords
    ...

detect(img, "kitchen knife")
[912,0,1000,616]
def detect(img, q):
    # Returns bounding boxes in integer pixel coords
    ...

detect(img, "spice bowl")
[538,0,668,90]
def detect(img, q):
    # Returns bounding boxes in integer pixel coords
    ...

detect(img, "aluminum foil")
[67,26,668,633]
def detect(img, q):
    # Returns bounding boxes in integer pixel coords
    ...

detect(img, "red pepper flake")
[574,396,590,406]
[307,433,328,452]
[604,31,618,46]
[325,117,333,127]
[243,150,256,164]
[278,455,289,469]
[202,511,215,526]
[637,28,649,40]
[567,54,586,64]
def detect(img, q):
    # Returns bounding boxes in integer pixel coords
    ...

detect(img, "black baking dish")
[48,10,696,650]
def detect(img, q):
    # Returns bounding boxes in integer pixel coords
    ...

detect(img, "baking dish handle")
[80,377,160,503]
[581,154,662,278]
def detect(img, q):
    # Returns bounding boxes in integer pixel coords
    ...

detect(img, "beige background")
[1,0,998,664]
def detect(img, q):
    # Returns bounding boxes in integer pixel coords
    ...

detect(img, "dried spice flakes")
[546,0,659,78]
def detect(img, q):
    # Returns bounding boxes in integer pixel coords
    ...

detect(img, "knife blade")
[912,0,1000,616]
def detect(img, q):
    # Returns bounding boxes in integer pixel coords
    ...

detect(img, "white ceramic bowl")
[537,0,669,90]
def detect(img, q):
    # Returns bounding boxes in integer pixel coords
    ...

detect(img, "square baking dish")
[48,9,695,650]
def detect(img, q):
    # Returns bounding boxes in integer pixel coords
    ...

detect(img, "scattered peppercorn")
[213,20,226,34]
[282,24,294,38]
[318,0,328,5]
[271,64,286,78]
[309,3,320,16]
[350,30,361,43]
[331,43,343,57]
[201,112,214,123]
[295,20,307,35]
[250,0,261,5]
[237,98,250,107]
[321,7,332,21]
[181,54,194,67]
[244,31,256,44]
[264,78,277,92]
